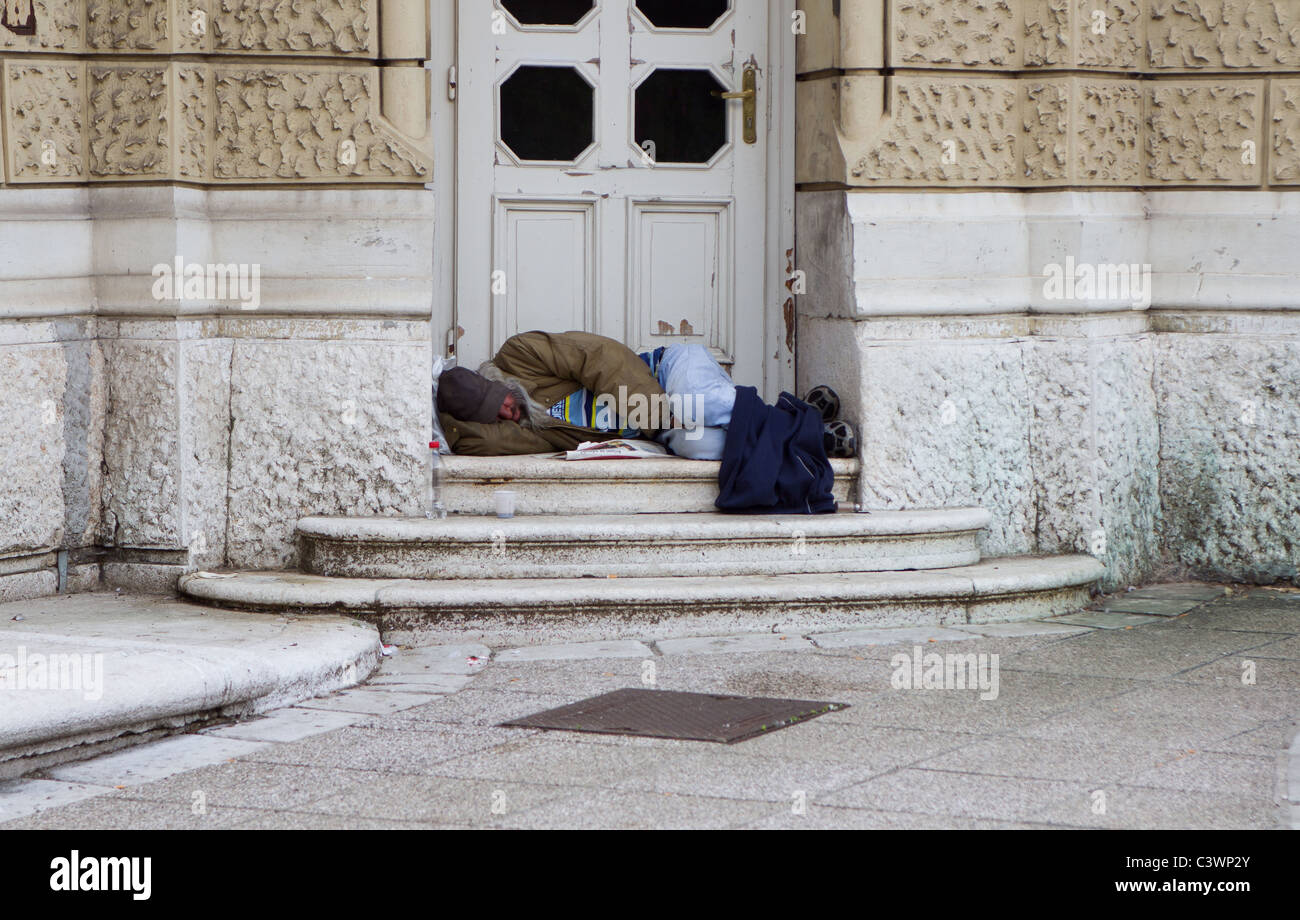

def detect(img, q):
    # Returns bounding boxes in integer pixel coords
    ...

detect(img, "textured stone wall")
[0,0,436,600]
[0,0,431,185]
[798,0,1300,188]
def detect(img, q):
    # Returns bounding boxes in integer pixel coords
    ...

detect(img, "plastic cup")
[494,491,516,519]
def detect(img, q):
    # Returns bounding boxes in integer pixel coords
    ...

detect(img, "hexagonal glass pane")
[635,69,727,164]
[500,65,595,162]
[500,0,595,27]
[635,0,729,30]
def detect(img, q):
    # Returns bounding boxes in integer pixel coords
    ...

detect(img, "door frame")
[431,0,797,400]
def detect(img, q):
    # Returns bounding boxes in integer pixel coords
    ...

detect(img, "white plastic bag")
[431,354,454,455]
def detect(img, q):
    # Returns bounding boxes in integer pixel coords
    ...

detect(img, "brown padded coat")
[440,331,669,456]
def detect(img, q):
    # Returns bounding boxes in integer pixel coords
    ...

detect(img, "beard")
[476,362,561,430]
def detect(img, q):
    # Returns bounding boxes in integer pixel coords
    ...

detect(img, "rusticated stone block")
[1075,0,1143,69]
[1076,79,1142,183]
[1272,80,1300,184]
[1024,0,1071,67]
[226,337,430,569]
[175,66,209,179]
[1145,82,1263,184]
[89,66,170,177]
[214,0,375,56]
[891,0,1019,68]
[4,61,85,181]
[850,76,1020,184]
[1023,79,1070,182]
[86,0,168,50]
[1156,334,1300,584]
[0,0,80,51]
[211,67,430,181]
[1148,0,1300,70]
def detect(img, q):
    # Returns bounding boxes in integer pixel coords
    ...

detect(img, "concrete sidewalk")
[0,592,381,780]
[1,584,1297,829]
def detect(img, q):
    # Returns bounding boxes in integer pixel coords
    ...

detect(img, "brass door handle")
[713,65,758,145]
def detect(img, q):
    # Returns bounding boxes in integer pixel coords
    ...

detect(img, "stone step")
[179,555,1104,647]
[296,508,992,579]
[439,454,859,515]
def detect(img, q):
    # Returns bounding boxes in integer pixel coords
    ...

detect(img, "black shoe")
[824,420,857,458]
[804,385,842,424]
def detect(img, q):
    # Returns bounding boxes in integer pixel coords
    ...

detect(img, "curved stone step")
[180,554,1104,647]
[440,454,859,515]
[296,508,992,579]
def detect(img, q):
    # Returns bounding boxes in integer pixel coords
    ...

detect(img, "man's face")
[499,392,522,422]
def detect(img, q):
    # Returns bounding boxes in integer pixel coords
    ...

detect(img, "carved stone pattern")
[86,0,168,51]
[1076,81,1141,182]
[1272,81,1300,183]
[176,67,209,178]
[175,1,209,52]
[853,79,1019,182]
[89,67,169,176]
[893,0,1018,67]
[1023,0,1071,66]
[1076,0,1143,68]
[1148,0,1300,69]
[0,0,80,50]
[212,69,428,180]
[1023,81,1069,180]
[1146,83,1260,182]
[213,0,373,54]
[6,64,84,179]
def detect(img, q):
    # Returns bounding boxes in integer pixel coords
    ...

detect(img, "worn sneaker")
[804,385,842,424]
[824,420,857,458]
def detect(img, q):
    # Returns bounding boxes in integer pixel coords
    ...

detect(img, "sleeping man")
[436,331,737,460]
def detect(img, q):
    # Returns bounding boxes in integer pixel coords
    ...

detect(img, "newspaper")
[563,439,670,461]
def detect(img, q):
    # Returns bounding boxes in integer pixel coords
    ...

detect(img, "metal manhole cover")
[500,688,849,744]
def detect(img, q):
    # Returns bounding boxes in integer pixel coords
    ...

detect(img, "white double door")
[455,0,772,389]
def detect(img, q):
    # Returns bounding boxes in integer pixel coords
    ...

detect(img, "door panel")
[457,0,768,383]
[496,200,596,342]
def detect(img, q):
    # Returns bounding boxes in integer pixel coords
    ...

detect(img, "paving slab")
[1099,597,1204,617]
[953,620,1091,639]
[1123,584,1231,601]
[912,735,1182,786]
[238,724,521,775]
[1031,783,1277,829]
[502,788,776,830]
[294,689,435,715]
[0,778,111,823]
[118,761,366,812]
[294,774,575,827]
[0,795,261,830]
[808,626,973,649]
[740,804,1051,830]
[819,768,1083,823]
[1053,610,1165,630]
[495,640,654,663]
[44,734,271,787]
[655,634,816,656]
[610,748,887,803]
[1123,751,1279,796]
[1004,625,1287,680]
[202,707,367,744]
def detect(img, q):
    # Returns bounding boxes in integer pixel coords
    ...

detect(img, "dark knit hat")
[437,367,512,424]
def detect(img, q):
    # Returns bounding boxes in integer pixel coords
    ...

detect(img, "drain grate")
[500,688,849,744]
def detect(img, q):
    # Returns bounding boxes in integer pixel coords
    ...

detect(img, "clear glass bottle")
[428,441,447,519]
